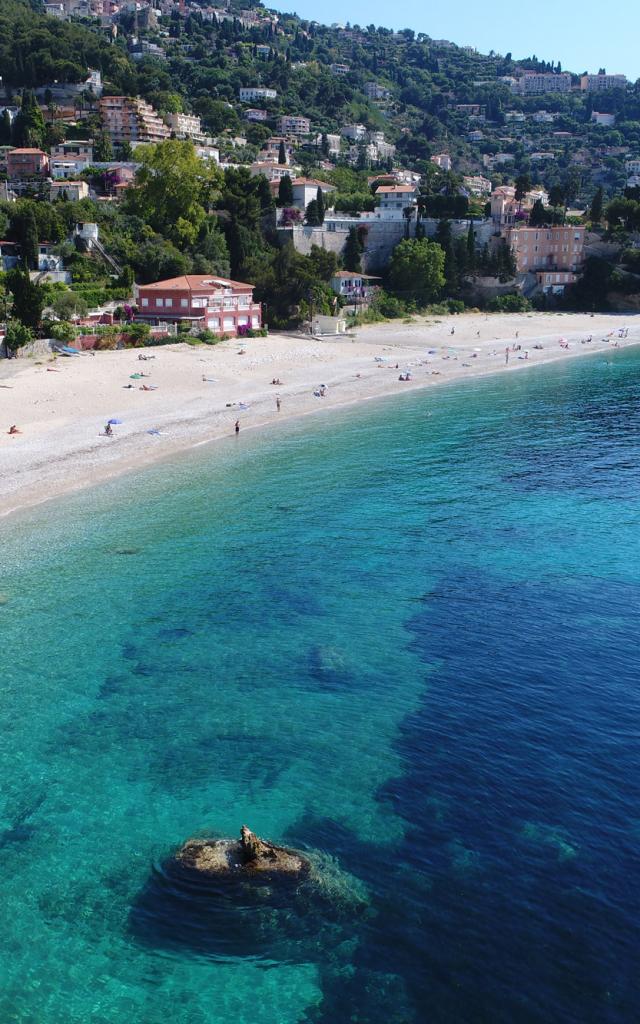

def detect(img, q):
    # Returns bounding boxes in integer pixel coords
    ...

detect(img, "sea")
[1,347,639,1024]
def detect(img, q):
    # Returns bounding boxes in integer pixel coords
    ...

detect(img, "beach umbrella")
[108,418,123,425]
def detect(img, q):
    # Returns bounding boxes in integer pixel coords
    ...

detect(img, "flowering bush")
[280,207,303,226]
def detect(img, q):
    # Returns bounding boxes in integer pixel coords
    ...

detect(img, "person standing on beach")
[276,396,281,412]
[235,420,240,435]
[505,347,509,365]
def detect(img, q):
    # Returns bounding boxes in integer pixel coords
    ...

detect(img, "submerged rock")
[308,645,351,688]
[176,825,309,877]
[131,827,370,963]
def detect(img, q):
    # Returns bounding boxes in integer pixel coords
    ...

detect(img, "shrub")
[4,320,34,351]
[195,329,222,344]
[49,321,78,343]
[487,293,532,313]
[123,322,151,346]
[375,292,406,318]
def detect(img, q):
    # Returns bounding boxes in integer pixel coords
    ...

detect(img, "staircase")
[87,236,123,277]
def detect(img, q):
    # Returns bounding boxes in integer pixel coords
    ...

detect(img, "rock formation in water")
[176,825,310,877]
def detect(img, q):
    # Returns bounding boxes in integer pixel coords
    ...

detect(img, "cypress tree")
[277,173,293,207]
[7,268,44,330]
[305,199,321,225]
[343,227,362,271]
[590,186,604,224]
[528,199,546,227]
[0,109,11,146]
[316,186,325,225]
[278,140,287,165]
[435,219,458,295]
[21,209,39,270]
[466,221,476,270]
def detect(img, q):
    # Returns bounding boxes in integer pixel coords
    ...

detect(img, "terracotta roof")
[291,178,334,188]
[332,270,380,279]
[138,275,254,292]
[9,148,47,155]
[375,184,416,194]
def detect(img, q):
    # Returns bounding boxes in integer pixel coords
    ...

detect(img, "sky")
[274,0,640,81]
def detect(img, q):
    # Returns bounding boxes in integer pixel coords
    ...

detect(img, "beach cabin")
[311,315,347,336]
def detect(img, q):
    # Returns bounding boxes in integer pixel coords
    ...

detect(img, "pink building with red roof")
[6,148,49,178]
[135,275,262,335]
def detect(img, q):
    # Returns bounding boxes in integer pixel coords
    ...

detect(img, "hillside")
[1,0,640,341]
[1,0,639,196]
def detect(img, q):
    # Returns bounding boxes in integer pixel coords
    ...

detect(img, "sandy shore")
[1,311,638,518]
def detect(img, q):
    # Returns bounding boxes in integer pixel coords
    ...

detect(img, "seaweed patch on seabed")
[153,731,296,794]
[520,822,578,863]
[277,816,418,1024]
[0,794,45,852]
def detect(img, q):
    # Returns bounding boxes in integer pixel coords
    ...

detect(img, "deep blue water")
[1,349,639,1023]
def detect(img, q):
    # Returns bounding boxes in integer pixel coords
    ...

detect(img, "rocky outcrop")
[176,826,310,877]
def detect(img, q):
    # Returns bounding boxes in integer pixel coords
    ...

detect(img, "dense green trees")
[245,243,337,328]
[605,197,640,231]
[388,238,445,304]
[124,140,223,247]
[7,269,45,330]
[11,90,46,149]
[0,0,132,89]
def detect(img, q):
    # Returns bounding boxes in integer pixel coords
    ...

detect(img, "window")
[181,298,188,308]
[155,297,164,307]
[141,298,149,307]
[165,298,172,308]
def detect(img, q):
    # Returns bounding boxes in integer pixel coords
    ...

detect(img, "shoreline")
[1,311,638,521]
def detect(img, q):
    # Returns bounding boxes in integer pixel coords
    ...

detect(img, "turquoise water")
[1,350,640,1022]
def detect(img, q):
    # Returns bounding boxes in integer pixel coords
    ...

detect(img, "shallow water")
[1,350,639,1022]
